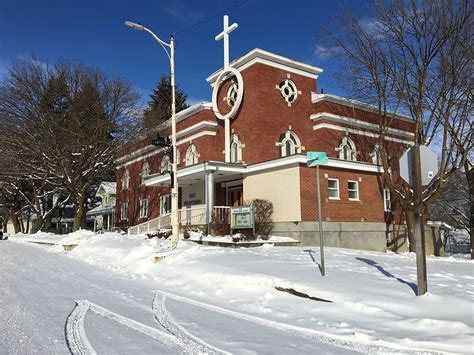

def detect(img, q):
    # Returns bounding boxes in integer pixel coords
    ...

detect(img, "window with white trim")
[383,188,391,212]
[160,194,171,215]
[160,154,172,173]
[328,178,340,199]
[230,134,242,163]
[139,198,148,218]
[185,144,199,166]
[348,180,359,200]
[337,136,356,161]
[278,79,298,106]
[278,131,301,157]
[120,202,128,221]
[141,162,149,184]
[371,144,382,165]
[122,169,130,190]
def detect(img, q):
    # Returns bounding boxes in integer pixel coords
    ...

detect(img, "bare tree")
[0,57,141,231]
[330,0,473,255]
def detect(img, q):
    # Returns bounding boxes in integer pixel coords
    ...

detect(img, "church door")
[227,186,243,207]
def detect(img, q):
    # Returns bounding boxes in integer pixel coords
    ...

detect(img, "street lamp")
[125,20,179,247]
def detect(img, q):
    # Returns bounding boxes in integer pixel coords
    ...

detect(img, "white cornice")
[176,120,218,139]
[207,48,324,84]
[144,154,383,186]
[311,93,414,123]
[176,130,217,146]
[313,123,414,145]
[310,112,414,138]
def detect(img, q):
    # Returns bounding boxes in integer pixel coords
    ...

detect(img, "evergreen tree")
[143,75,190,129]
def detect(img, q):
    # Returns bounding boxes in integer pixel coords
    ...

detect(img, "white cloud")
[313,45,341,60]
[164,2,203,23]
[187,97,209,106]
[358,18,386,39]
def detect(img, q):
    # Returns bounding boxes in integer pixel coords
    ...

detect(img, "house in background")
[115,47,416,252]
[87,182,116,232]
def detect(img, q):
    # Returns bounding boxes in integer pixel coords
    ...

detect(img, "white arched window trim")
[141,162,149,184]
[371,144,382,165]
[230,134,243,163]
[185,144,199,166]
[337,136,357,161]
[160,154,172,173]
[278,130,301,157]
[122,169,130,190]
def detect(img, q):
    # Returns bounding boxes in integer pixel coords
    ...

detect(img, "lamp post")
[125,21,179,247]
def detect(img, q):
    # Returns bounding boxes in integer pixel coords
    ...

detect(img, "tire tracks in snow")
[155,290,439,354]
[153,292,230,354]
[66,300,185,355]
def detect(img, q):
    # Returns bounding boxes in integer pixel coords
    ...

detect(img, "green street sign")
[307,151,329,167]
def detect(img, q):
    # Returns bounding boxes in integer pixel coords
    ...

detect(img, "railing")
[128,213,171,235]
[127,206,231,235]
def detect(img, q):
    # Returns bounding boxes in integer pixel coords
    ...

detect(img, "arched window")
[278,131,301,157]
[141,162,149,184]
[337,136,356,161]
[371,144,381,165]
[122,169,129,190]
[230,134,242,163]
[185,144,199,166]
[160,154,172,173]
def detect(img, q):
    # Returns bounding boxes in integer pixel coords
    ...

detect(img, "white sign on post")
[399,145,439,186]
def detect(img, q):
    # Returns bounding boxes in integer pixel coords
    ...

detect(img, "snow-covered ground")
[4,231,474,354]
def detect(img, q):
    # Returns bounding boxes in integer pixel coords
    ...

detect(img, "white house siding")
[243,166,301,222]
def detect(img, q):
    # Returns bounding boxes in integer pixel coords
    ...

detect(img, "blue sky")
[0,0,370,106]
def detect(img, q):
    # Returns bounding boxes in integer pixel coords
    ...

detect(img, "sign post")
[307,152,329,276]
[399,145,438,296]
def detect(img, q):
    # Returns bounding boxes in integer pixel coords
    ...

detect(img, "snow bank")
[10,231,474,353]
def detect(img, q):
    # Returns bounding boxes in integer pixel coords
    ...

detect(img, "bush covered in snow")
[146,229,172,239]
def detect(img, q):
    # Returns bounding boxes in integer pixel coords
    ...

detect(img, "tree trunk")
[73,192,87,231]
[34,212,43,233]
[467,167,474,259]
[405,209,416,252]
[10,209,21,234]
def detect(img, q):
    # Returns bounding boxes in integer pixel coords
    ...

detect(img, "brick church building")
[115,21,415,251]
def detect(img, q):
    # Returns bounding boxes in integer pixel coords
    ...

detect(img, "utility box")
[230,205,255,233]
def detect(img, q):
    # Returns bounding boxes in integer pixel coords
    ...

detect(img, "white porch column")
[205,168,215,234]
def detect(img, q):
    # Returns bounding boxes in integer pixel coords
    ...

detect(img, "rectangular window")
[140,198,148,218]
[348,180,359,200]
[383,188,391,212]
[160,194,171,215]
[120,202,128,221]
[328,178,339,199]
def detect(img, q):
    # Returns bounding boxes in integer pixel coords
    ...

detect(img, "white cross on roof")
[215,15,238,69]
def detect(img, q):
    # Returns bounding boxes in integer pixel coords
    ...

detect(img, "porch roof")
[144,154,383,187]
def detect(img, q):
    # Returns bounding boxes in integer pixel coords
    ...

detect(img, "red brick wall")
[300,165,385,223]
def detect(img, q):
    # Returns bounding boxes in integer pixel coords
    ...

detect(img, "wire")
[174,0,249,36]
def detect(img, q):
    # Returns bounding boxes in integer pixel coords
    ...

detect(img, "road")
[0,241,361,354]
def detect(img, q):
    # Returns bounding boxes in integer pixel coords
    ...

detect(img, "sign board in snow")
[307,152,329,167]
[399,146,438,186]
[231,205,254,229]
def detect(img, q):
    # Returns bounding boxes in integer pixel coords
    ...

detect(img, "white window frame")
[160,154,172,173]
[122,169,130,190]
[328,178,340,200]
[278,130,301,157]
[185,144,199,166]
[120,202,128,221]
[141,162,149,185]
[230,134,242,163]
[139,198,148,219]
[348,180,359,201]
[371,144,382,165]
[160,194,171,215]
[383,188,391,212]
[337,136,357,161]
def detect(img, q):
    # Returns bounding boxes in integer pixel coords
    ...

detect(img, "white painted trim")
[347,180,359,201]
[310,112,414,138]
[176,121,218,139]
[116,144,157,165]
[176,130,217,146]
[328,178,340,200]
[145,154,383,187]
[312,123,414,145]
[116,147,166,170]
[311,93,413,123]
[207,48,323,84]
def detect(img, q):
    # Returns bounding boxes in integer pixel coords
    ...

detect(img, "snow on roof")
[98,182,116,195]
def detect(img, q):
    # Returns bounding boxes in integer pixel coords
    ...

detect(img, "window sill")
[328,197,340,200]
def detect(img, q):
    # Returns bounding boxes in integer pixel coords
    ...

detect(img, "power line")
[174,0,249,36]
